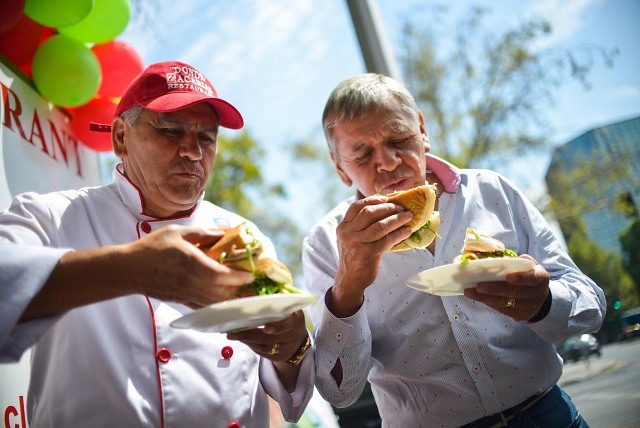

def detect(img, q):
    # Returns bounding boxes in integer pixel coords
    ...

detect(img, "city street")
[559,338,640,428]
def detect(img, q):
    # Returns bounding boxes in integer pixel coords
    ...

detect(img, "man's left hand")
[226,309,308,363]
[463,254,550,322]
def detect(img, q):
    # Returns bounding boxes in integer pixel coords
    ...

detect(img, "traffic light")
[613,300,622,311]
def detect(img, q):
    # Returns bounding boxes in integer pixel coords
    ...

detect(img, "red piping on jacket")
[137,224,165,428]
[145,295,165,428]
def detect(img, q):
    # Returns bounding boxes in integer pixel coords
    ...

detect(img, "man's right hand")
[329,195,413,318]
[20,225,255,321]
[124,225,256,308]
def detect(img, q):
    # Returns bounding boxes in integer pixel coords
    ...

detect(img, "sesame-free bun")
[203,222,262,262]
[386,183,441,252]
[387,183,437,232]
[462,228,505,253]
[201,222,293,288]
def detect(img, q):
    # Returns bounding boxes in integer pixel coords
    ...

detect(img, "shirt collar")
[426,154,461,194]
[113,163,202,221]
[355,154,461,199]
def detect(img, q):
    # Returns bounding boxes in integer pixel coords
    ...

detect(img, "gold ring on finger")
[505,298,516,309]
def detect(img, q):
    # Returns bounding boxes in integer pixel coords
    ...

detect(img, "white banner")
[1,58,102,427]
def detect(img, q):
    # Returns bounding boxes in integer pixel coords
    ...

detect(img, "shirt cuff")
[0,245,70,361]
[259,349,315,422]
[526,281,574,342]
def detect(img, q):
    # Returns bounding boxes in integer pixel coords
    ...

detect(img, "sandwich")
[202,222,300,298]
[386,183,441,252]
[454,227,518,264]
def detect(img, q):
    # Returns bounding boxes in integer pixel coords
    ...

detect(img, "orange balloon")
[92,41,144,98]
[69,97,117,152]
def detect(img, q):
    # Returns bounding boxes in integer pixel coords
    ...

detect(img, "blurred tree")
[398,5,618,169]
[545,146,638,298]
[545,147,632,239]
[291,4,619,222]
[619,196,640,296]
[567,224,639,324]
[545,149,639,341]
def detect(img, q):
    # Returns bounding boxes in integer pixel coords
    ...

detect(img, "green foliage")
[567,226,640,322]
[545,144,639,314]
[206,131,272,218]
[546,146,632,237]
[620,216,640,295]
[398,5,618,169]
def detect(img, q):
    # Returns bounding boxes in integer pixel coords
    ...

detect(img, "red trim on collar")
[115,163,197,220]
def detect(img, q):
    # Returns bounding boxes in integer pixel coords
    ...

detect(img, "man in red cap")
[0,61,314,427]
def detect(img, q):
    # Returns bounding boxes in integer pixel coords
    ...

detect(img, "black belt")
[461,387,553,428]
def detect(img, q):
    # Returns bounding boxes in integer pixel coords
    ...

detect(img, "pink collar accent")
[426,154,460,194]
[354,154,461,200]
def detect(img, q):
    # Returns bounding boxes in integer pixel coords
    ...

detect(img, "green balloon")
[24,0,94,28]
[58,0,131,44]
[32,35,101,107]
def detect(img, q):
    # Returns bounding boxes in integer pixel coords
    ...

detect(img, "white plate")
[171,293,315,333]
[406,258,535,296]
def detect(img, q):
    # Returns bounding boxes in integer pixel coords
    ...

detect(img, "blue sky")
[118,0,640,232]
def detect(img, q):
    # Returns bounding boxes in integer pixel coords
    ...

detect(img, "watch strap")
[286,335,311,366]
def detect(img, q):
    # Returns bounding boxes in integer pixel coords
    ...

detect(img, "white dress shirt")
[0,165,314,428]
[302,155,604,428]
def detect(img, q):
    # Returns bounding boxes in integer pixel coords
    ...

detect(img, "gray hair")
[119,105,144,127]
[322,73,420,154]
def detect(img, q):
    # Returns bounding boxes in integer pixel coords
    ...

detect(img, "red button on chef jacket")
[156,348,171,363]
[221,346,233,359]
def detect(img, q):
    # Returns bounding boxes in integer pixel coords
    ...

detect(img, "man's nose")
[179,134,203,160]
[376,147,401,172]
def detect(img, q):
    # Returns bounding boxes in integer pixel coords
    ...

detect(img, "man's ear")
[111,117,126,157]
[330,151,352,187]
[418,111,430,151]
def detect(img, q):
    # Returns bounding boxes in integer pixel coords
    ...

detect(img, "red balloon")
[17,26,55,79]
[69,97,117,152]
[0,13,47,67]
[92,41,144,98]
[0,0,25,33]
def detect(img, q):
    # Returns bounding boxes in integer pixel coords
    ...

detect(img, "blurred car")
[555,333,602,363]
[619,307,640,341]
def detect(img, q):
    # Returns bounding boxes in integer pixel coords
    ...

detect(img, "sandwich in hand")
[454,227,518,264]
[386,183,441,252]
[202,222,300,298]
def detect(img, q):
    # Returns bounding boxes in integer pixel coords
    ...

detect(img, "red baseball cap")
[91,60,243,132]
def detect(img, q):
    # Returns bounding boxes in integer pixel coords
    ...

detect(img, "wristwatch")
[286,335,311,366]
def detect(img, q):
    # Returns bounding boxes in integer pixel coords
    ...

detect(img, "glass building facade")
[545,115,640,254]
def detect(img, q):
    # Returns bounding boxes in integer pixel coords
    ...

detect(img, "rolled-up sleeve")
[302,222,373,408]
[314,292,372,408]
[504,176,606,342]
[259,349,315,422]
[0,243,69,360]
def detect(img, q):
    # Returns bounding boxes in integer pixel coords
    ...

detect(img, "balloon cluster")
[0,0,144,151]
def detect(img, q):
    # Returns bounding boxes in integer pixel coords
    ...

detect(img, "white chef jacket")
[0,165,314,428]
[303,155,605,428]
